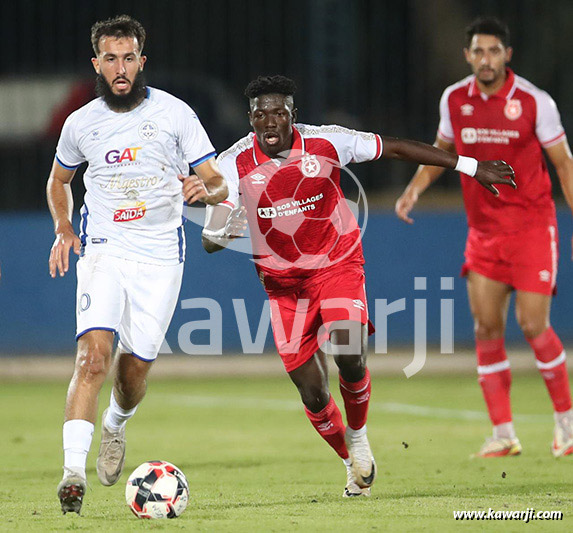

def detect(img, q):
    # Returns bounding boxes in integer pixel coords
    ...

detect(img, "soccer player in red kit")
[396,17,573,458]
[204,75,515,496]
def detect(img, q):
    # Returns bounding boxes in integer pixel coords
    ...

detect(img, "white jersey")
[56,87,216,265]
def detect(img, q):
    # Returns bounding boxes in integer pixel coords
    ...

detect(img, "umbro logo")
[539,270,551,282]
[352,299,365,311]
[250,173,266,185]
[317,421,334,433]
[355,391,370,404]
[461,103,474,116]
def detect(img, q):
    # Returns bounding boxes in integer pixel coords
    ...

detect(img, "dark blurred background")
[3,0,573,353]
[1,0,572,209]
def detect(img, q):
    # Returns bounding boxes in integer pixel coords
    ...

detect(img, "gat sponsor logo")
[257,207,277,219]
[461,127,478,144]
[114,202,147,222]
[105,147,142,165]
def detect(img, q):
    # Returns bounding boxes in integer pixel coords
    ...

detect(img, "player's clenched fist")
[49,228,81,278]
[178,174,209,204]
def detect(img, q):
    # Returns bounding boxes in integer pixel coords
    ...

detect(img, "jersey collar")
[468,68,517,100]
[252,126,305,165]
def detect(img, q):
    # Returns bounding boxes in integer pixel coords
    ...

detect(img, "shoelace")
[103,435,124,464]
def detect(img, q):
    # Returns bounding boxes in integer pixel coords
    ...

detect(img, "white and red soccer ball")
[125,461,189,519]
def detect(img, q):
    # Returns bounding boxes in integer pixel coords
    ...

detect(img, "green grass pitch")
[1,372,572,531]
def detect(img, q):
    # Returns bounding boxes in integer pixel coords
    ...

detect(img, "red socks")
[339,368,371,430]
[304,369,372,459]
[476,338,513,425]
[527,327,572,413]
[304,395,349,459]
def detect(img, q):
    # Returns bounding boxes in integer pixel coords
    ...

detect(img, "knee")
[335,353,365,380]
[298,382,329,413]
[75,346,109,383]
[474,319,504,340]
[517,318,545,340]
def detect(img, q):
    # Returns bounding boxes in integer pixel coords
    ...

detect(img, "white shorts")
[76,254,183,361]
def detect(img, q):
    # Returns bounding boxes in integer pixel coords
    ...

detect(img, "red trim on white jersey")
[542,131,566,148]
[374,134,383,159]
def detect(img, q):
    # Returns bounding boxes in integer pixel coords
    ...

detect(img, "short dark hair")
[244,75,297,100]
[465,16,510,48]
[91,15,146,55]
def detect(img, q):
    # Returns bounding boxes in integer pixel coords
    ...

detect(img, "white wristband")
[455,155,478,177]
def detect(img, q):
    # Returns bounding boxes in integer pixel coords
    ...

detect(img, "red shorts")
[268,266,372,372]
[462,224,558,295]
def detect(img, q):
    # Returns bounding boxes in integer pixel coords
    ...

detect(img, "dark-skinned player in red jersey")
[396,17,573,458]
[202,75,516,497]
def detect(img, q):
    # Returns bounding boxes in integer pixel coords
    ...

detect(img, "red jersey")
[438,69,566,233]
[214,124,382,293]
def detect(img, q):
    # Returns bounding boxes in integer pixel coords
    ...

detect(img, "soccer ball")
[125,461,189,519]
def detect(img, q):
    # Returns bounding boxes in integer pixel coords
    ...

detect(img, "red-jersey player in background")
[396,17,573,458]
[204,75,515,497]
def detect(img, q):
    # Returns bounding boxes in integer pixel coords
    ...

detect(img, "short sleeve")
[177,103,217,167]
[305,125,382,166]
[55,114,85,169]
[535,91,566,148]
[437,89,455,143]
[215,152,240,209]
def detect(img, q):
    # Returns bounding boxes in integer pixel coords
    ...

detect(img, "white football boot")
[57,469,87,514]
[345,426,376,489]
[343,461,371,498]
[96,408,126,486]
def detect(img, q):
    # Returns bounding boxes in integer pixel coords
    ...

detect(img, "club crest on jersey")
[138,120,158,140]
[114,201,147,222]
[250,173,266,185]
[504,99,522,120]
[301,154,321,177]
[461,103,474,116]
[105,147,142,165]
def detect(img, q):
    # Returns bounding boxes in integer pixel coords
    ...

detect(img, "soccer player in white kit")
[47,15,228,514]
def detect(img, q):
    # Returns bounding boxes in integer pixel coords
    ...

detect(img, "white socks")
[63,419,94,479]
[346,425,367,440]
[555,409,573,437]
[104,390,138,432]
[493,422,516,440]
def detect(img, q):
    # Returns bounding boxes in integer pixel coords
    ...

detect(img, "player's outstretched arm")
[383,136,516,197]
[545,139,573,259]
[180,158,228,205]
[46,158,81,278]
[395,137,455,224]
[202,205,247,253]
